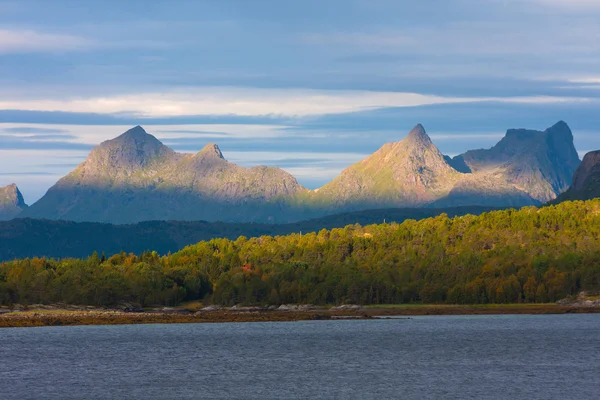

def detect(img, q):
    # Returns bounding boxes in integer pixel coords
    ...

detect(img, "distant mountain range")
[6,121,585,224]
[0,205,497,260]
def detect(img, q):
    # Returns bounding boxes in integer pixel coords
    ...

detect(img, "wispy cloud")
[530,0,600,10]
[568,77,600,84]
[0,28,95,53]
[0,88,594,118]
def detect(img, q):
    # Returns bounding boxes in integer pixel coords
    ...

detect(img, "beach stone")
[331,304,362,311]
[200,305,223,312]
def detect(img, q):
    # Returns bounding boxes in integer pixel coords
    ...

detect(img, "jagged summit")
[198,143,225,159]
[119,125,147,138]
[405,123,432,145]
[22,126,307,224]
[20,121,584,224]
[315,124,462,208]
[503,120,573,144]
[0,183,28,220]
[111,125,165,147]
[0,183,26,207]
[85,126,176,174]
[111,125,164,146]
[548,120,571,134]
[450,121,580,202]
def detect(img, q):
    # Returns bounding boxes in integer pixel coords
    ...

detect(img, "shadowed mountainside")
[446,121,580,204]
[555,150,600,202]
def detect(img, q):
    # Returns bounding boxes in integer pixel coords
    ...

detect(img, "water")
[1,315,599,399]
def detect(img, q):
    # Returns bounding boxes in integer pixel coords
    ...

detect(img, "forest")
[1,199,599,307]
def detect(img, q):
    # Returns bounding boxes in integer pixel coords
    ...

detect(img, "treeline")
[1,200,600,307]
[0,205,495,260]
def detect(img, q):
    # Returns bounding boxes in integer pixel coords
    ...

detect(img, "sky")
[1,0,599,203]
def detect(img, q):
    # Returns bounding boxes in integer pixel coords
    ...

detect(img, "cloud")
[0,88,594,118]
[0,133,77,140]
[568,77,600,85]
[0,29,95,53]
[0,171,57,176]
[530,0,600,9]
[0,123,294,152]
[2,126,69,134]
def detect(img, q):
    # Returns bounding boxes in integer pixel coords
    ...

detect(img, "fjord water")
[1,315,599,399]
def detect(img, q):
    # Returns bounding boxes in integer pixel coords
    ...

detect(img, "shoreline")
[2,304,599,328]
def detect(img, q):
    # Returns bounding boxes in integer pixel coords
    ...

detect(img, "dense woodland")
[0,206,495,260]
[1,200,599,307]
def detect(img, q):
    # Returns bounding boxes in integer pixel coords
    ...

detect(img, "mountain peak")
[406,124,431,145]
[0,183,26,207]
[456,121,580,202]
[115,125,156,143]
[198,143,224,159]
[0,183,27,220]
[545,120,574,142]
[550,120,570,131]
[85,126,175,172]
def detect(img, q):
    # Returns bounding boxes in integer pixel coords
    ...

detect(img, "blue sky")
[1,0,599,202]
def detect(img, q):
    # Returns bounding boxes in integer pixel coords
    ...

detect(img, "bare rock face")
[555,150,600,202]
[449,121,580,203]
[0,184,28,220]
[22,126,308,224]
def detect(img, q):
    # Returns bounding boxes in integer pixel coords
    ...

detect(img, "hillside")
[1,199,599,307]
[0,205,496,260]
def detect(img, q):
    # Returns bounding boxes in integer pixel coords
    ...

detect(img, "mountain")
[0,184,28,221]
[314,123,574,211]
[19,122,581,224]
[0,205,497,261]
[22,126,307,224]
[447,121,580,204]
[555,150,600,202]
[314,124,463,210]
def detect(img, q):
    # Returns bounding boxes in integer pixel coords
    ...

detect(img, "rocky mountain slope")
[22,126,307,224]
[313,124,463,210]
[555,150,600,202]
[16,122,581,224]
[0,184,28,221]
[314,122,577,211]
[446,121,580,204]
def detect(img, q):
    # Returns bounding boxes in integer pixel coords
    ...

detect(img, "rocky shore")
[556,292,600,307]
[1,301,599,328]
